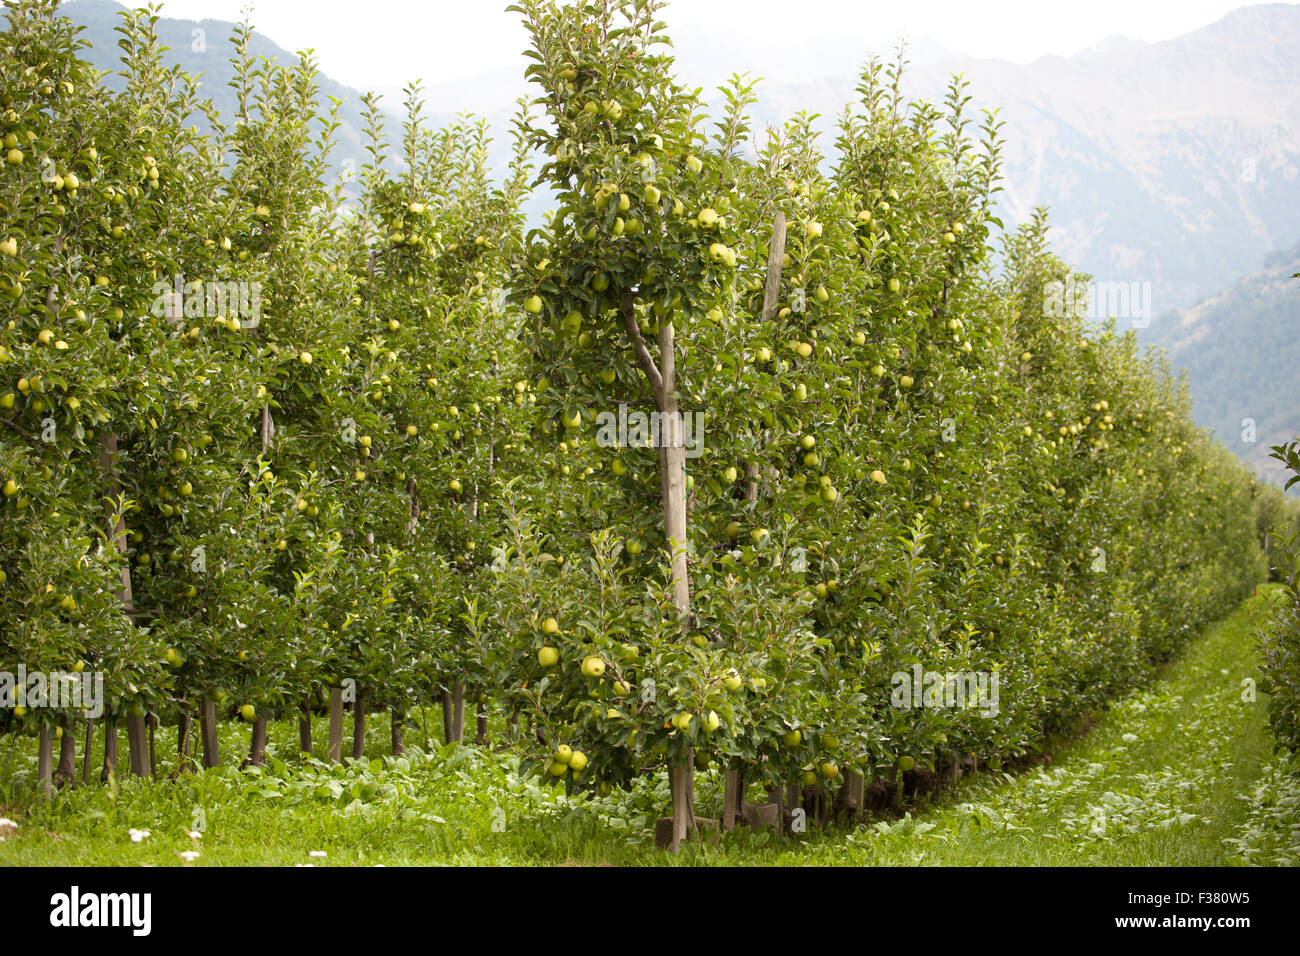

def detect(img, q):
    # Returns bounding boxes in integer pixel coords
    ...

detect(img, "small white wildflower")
[309,850,327,858]
[179,850,200,863]
[187,830,202,840]
[294,863,314,868]
[1121,733,1138,743]
[128,828,151,843]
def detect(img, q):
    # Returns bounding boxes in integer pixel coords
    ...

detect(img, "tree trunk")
[299,700,312,755]
[81,718,94,785]
[327,686,344,763]
[668,760,697,853]
[101,717,118,783]
[246,717,268,767]
[147,711,158,778]
[722,766,745,832]
[474,694,488,745]
[442,682,465,744]
[37,725,54,798]
[54,714,76,788]
[835,769,866,819]
[391,707,405,756]
[125,714,148,776]
[200,700,219,769]
[351,692,367,761]
[177,709,194,775]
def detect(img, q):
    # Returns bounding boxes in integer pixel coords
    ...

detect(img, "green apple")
[581,656,605,678]
[240,704,256,723]
[888,277,901,293]
[537,646,559,667]
[541,617,560,635]
[898,755,915,772]
[523,295,543,314]
[820,762,839,779]
[782,729,802,748]
[568,750,588,771]
[724,466,738,483]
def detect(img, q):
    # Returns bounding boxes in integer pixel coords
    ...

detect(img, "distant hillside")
[740,5,1300,318]
[1151,241,1300,490]
[54,0,455,187]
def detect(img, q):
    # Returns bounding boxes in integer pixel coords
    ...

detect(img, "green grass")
[1,592,1295,866]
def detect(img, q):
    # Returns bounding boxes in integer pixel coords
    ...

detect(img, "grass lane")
[0,591,1294,866]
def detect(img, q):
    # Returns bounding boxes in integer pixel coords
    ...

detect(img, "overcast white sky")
[149,0,1259,90]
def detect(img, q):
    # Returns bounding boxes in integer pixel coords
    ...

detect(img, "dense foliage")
[0,0,1281,845]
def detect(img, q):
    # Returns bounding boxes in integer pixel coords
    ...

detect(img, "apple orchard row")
[0,0,1273,845]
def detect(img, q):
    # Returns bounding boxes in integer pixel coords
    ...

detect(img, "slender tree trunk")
[835,769,865,819]
[81,718,94,785]
[391,707,405,756]
[668,761,697,852]
[200,700,219,769]
[246,717,267,767]
[177,709,194,775]
[327,686,344,763]
[37,725,54,798]
[101,717,118,783]
[351,692,367,761]
[442,683,465,744]
[474,694,488,745]
[299,700,312,755]
[147,711,158,778]
[722,766,745,832]
[54,714,76,788]
[125,714,148,776]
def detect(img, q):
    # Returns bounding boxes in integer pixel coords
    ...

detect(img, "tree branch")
[621,292,665,402]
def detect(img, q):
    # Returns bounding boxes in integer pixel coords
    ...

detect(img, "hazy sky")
[149,0,1258,90]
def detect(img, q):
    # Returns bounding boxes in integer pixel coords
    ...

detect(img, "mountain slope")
[55,0,447,183]
[1154,241,1300,489]
[742,4,1300,317]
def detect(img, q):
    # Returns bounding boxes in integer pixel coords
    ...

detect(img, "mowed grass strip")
[0,593,1285,866]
